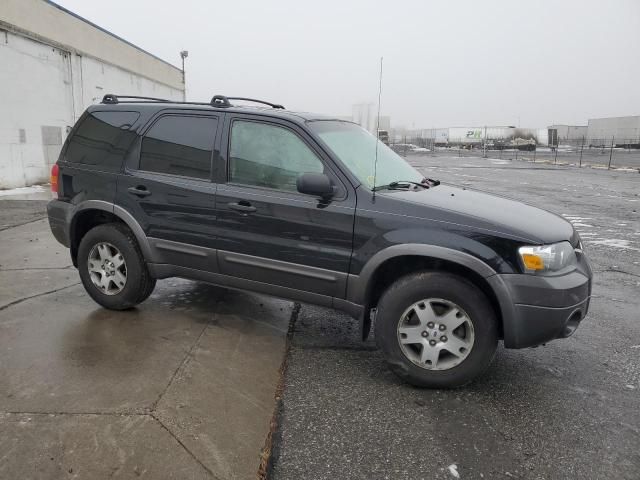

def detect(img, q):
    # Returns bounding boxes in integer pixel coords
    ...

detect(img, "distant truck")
[378,129,389,145]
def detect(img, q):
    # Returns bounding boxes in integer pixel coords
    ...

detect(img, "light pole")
[180,50,189,101]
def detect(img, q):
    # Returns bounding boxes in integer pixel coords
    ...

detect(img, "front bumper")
[490,252,593,348]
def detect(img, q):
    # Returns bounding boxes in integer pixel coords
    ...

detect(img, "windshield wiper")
[423,177,441,187]
[373,178,439,192]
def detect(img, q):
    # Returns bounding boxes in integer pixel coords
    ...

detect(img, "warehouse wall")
[0,29,184,189]
[548,124,588,141]
[0,0,183,91]
[587,116,640,144]
[0,31,74,188]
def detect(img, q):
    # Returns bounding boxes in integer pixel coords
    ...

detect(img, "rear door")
[117,111,222,272]
[214,114,356,298]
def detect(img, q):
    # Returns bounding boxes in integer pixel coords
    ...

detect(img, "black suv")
[47,94,593,388]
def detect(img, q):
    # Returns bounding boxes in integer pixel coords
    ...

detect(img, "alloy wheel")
[396,298,475,370]
[87,242,127,296]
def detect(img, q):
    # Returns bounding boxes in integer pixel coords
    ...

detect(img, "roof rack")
[102,94,285,109]
[211,95,285,109]
[102,94,172,104]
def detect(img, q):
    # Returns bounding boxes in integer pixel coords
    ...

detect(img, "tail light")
[50,164,59,197]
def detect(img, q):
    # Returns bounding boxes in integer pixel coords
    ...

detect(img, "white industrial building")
[351,103,390,135]
[0,0,185,189]
[587,116,640,146]
[547,124,588,142]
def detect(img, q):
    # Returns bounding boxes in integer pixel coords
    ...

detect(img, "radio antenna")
[372,56,383,200]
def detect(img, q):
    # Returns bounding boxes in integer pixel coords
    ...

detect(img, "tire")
[374,271,498,388]
[77,223,156,310]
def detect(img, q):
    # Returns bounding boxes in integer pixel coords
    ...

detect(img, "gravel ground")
[271,156,640,480]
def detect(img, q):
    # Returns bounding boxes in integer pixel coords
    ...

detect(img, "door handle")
[128,186,152,197]
[228,201,256,213]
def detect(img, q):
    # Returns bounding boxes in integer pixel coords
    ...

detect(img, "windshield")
[309,121,423,189]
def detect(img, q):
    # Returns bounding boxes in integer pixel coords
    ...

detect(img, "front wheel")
[375,272,498,388]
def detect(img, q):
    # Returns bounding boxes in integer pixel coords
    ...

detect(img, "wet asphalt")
[0,200,291,479]
[271,156,640,480]
[1,157,638,479]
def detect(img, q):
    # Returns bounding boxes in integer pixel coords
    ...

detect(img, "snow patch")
[447,464,460,478]
[0,185,47,197]
[589,239,640,251]
[562,215,592,221]
[572,223,594,228]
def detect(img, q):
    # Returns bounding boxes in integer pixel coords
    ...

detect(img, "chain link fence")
[390,136,640,170]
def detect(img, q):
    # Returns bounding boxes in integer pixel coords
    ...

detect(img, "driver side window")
[229,120,324,192]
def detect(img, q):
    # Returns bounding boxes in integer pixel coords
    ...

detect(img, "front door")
[117,111,221,272]
[215,115,355,298]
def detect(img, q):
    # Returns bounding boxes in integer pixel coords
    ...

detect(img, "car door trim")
[218,250,346,297]
[147,237,218,272]
[221,250,340,282]
[153,239,208,257]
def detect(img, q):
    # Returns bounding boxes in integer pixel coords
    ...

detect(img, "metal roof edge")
[43,0,182,73]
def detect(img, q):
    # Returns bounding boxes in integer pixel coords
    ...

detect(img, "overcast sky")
[56,0,640,129]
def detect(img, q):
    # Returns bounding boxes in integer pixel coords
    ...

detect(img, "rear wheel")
[77,223,156,310]
[375,271,498,388]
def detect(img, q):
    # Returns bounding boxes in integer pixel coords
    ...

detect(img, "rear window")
[65,111,140,172]
[139,115,217,179]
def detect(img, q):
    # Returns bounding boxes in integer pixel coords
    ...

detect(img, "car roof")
[86,101,350,126]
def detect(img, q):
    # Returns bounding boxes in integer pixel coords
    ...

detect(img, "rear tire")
[77,223,156,310]
[375,271,498,388]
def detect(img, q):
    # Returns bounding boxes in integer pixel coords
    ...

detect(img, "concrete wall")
[0,0,182,90]
[0,1,184,189]
[0,31,74,188]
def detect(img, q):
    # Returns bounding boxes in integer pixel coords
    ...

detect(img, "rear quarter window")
[65,111,140,172]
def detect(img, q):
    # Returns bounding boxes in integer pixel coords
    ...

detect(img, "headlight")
[518,242,577,274]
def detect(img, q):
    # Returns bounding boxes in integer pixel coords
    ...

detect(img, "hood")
[382,184,576,245]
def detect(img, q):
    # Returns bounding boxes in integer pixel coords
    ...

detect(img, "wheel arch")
[69,201,151,266]
[348,245,506,341]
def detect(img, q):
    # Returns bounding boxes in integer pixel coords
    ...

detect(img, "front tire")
[375,271,498,388]
[77,223,156,310]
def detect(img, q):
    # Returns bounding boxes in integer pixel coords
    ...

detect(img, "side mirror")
[296,173,335,199]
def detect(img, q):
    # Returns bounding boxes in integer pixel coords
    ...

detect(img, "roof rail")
[210,95,285,109]
[101,93,285,110]
[102,94,172,104]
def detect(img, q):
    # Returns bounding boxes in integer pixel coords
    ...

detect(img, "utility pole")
[483,126,487,158]
[180,50,189,101]
[579,136,584,167]
[608,135,615,169]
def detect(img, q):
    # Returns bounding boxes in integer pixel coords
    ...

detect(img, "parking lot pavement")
[0,201,292,479]
[271,157,640,480]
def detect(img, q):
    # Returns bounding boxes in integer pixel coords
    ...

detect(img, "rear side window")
[139,115,217,179]
[65,111,140,172]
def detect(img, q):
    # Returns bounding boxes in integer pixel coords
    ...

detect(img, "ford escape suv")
[47,94,593,388]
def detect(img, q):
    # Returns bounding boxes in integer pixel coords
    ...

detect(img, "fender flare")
[346,244,512,341]
[69,200,153,260]
[347,244,498,305]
